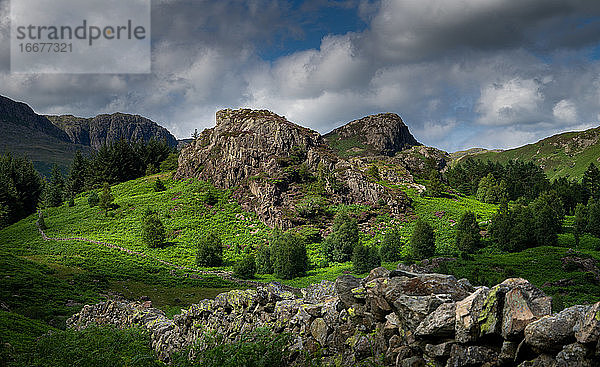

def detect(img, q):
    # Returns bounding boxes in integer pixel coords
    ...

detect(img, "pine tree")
[588,197,600,238]
[455,211,481,253]
[352,243,381,274]
[574,203,588,248]
[154,178,166,192]
[45,164,65,207]
[196,233,223,267]
[583,163,600,199]
[99,182,114,215]
[67,151,87,196]
[271,232,308,279]
[410,219,435,259]
[255,245,273,274]
[426,170,444,197]
[141,209,166,248]
[234,253,256,279]
[379,229,403,262]
[322,211,359,262]
[531,192,563,246]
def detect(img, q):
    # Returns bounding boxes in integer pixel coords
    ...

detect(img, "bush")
[37,211,46,230]
[379,229,403,262]
[234,254,256,279]
[154,178,166,192]
[87,191,99,207]
[410,219,435,259]
[271,232,308,279]
[171,328,291,367]
[15,325,161,367]
[255,245,272,274]
[99,182,114,215]
[159,153,179,172]
[455,211,481,253]
[201,187,220,206]
[352,243,381,274]
[141,209,166,248]
[196,233,223,267]
[322,211,358,262]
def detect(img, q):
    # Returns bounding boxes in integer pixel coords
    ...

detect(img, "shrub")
[295,195,326,219]
[255,245,273,274]
[87,191,99,207]
[234,254,256,279]
[196,233,223,267]
[171,328,291,367]
[271,232,308,279]
[322,211,358,262]
[141,209,166,248]
[15,325,161,367]
[99,182,114,215]
[410,219,435,259]
[201,187,220,206]
[455,211,481,253]
[37,211,46,230]
[379,229,403,262]
[154,178,166,192]
[159,153,179,172]
[352,243,381,274]
[574,203,588,248]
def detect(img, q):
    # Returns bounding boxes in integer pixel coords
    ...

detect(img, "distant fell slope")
[453,126,600,180]
[0,95,91,175]
[0,95,178,176]
[46,113,177,149]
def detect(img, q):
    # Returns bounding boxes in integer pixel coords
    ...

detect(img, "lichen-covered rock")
[335,275,363,308]
[555,342,596,367]
[424,341,454,358]
[575,301,600,344]
[445,344,498,367]
[310,317,329,345]
[525,305,590,352]
[415,302,456,338]
[455,287,489,343]
[500,278,552,341]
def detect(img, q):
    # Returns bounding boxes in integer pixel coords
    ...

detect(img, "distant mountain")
[0,95,177,176]
[453,126,600,180]
[46,113,177,149]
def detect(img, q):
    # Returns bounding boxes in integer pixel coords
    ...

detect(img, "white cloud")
[476,78,545,126]
[552,99,578,123]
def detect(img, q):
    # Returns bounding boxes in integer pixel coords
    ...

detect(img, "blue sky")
[1,0,600,152]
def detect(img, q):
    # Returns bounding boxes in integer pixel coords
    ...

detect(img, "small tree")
[99,182,114,215]
[271,232,308,279]
[37,210,46,230]
[45,164,65,207]
[531,192,563,246]
[410,219,435,259]
[352,243,381,274]
[255,245,273,274]
[154,178,166,192]
[426,170,444,197]
[574,203,588,248]
[583,163,600,199]
[379,229,403,262]
[322,211,359,262]
[588,197,600,238]
[234,253,256,279]
[196,233,223,267]
[87,191,99,207]
[455,211,481,253]
[141,209,165,248]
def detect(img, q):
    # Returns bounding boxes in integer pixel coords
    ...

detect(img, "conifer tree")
[45,164,65,207]
[583,163,600,199]
[410,219,435,259]
[574,203,588,248]
[322,211,359,262]
[99,182,114,215]
[455,211,481,253]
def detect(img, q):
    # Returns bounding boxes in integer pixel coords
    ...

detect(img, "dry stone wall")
[67,265,600,366]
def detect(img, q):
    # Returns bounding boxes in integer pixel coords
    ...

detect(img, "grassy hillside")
[453,126,600,181]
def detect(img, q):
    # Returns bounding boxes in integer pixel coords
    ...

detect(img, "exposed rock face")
[67,263,600,366]
[324,113,420,157]
[46,113,178,149]
[175,109,412,228]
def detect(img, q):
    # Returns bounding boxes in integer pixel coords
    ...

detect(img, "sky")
[1,0,600,152]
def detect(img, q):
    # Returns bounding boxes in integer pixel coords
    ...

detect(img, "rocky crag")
[46,113,178,149]
[175,109,429,229]
[68,265,600,366]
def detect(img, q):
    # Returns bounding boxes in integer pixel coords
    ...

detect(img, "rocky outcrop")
[67,264,600,366]
[324,113,420,157]
[175,109,412,228]
[46,113,178,149]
